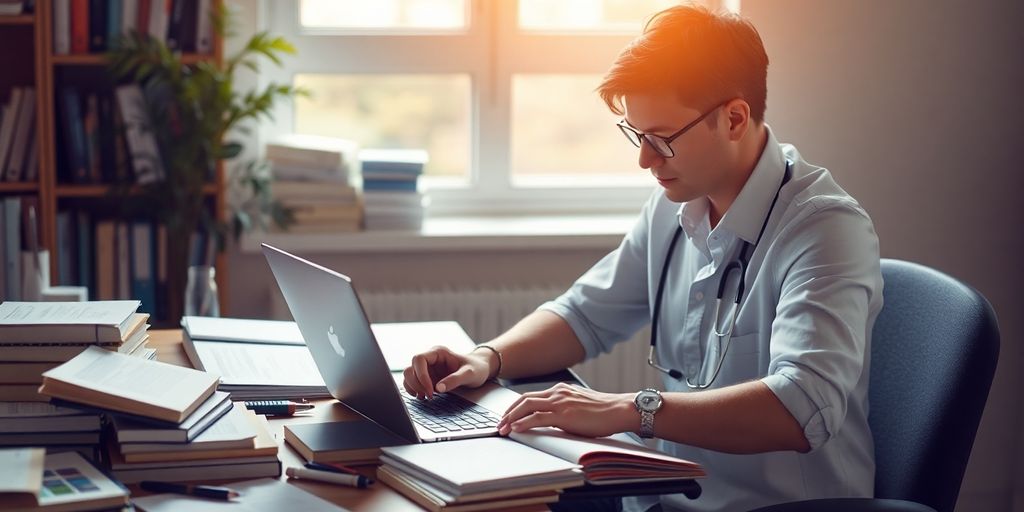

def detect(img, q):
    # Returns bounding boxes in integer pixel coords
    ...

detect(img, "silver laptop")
[262,243,520,443]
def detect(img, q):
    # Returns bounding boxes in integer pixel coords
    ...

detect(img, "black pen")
[139,481,241,501]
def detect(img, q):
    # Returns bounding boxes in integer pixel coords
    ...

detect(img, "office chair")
[749,259,1000,512]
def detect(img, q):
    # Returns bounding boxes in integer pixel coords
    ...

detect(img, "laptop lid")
[261,243,420,442]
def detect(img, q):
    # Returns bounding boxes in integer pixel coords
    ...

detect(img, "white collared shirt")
[540,126,882,512]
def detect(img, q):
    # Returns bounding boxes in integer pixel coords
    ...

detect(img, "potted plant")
[106,9,300,325]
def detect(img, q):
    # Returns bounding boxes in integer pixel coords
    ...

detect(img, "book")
[107,415,281,484]
[358,148,428,175]
[376,466,560,512]
[0,447,43,509]
[0,385,50,402]
[509,427,706,485]
[0,325,149,363]
[108,390,231,443]
[0,403,100,434]
[183,340,329,400]
[0,362,59,384]
[283,419,410,465]
[0,431,101,446]
[0,301,142,344]
[381,437,583,497]
[39,346,219,424]
[6,88,35,182]
[121,406,274,463]
[115,84,165,185]
[0,449,130,512]
[181,316,305,346]
[119,402,256,454]
[266,134,357,172]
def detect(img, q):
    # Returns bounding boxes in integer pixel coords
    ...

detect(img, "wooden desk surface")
[144,329,547,511]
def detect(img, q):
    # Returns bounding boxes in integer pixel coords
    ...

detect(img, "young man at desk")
[403,4,883,512]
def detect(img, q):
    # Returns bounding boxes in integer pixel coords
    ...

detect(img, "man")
[403,4,882,511]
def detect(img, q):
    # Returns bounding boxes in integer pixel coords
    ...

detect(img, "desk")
[142,329,700,510]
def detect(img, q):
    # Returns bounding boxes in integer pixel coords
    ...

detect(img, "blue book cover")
[129,222,157,316]
[362,179,419,192]
[60,87,90,183]
[107,0,122,48]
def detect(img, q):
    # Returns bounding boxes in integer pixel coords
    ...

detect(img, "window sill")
[238,214,635,254]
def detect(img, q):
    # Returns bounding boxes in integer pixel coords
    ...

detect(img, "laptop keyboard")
[400,390,501,434]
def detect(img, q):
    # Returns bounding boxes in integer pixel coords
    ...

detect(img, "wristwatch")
[634,388,663,439]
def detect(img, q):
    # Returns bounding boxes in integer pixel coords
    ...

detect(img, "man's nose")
[638,139,665,170]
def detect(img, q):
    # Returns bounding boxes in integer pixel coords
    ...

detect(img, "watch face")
[637,390,663,412]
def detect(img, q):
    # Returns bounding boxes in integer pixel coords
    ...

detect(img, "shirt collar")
[713,125,788,244]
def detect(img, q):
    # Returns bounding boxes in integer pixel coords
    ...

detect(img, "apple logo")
[327,325,345,357]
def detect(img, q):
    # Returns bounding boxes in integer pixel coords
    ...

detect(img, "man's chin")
[662,188,700,204]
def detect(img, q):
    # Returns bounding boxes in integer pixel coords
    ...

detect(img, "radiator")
[270,285,662,393]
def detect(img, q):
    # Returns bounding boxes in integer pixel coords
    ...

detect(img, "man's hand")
[497,382,638,438]
[402,346,493,399]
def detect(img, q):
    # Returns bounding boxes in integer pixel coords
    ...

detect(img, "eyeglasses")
[617,103,725,158]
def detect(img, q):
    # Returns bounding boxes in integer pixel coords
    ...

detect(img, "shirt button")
[694,292,704,301]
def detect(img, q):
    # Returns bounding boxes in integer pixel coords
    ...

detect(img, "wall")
[226,0,1024,509]
[743,1,1024,510]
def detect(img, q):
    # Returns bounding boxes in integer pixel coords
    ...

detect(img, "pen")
[243,400,315,416]
[139,481,241,501]
[305,462,359,475]
[286,467,372,488]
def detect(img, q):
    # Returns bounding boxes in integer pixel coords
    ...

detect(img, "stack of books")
[0,86,38,184]
[267,135,363,233]
[377,429,706,511]
[0,300,150,453]
[359,149,428,231]
[37,345,281,484]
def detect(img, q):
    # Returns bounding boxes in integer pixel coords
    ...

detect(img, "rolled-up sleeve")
[538,194,658,360]
[761,200,883,451]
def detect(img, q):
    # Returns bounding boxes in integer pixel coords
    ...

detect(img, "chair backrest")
[869,259,1000,512]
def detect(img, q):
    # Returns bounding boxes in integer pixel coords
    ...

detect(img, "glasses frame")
[617,102,726,158]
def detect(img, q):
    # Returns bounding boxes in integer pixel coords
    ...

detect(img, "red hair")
[598,3,769,122]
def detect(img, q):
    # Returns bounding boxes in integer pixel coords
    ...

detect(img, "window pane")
[293,74,471,179]
[519,0,681,32]
[299,0,466,30]
[511,74,639,180]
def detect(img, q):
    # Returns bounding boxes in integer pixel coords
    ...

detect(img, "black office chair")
[749,259,1000,512]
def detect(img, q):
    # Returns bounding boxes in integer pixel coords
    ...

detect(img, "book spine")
[120,0,137,34]
[83,93,101,183]
[60,87,90,184]
[53,0,71,54]
[95,220,115,300]
[106,0,122,48]
[195,0,211,54]
[6,88,35,182]
[4,197,22,300]
[88,0,107,52]
[0,90,20,175]
[115,85,164,185]
[75,210,93,296]
[70,0,89,54]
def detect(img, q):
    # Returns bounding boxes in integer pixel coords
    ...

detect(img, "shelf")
[52,52,214,66]
[0,15,34,25]
[56,183,219,198]
[0,182,39,193]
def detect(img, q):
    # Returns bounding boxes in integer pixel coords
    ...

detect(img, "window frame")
[261,0,731,216]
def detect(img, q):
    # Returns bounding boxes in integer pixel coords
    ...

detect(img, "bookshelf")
[0,2,228,321]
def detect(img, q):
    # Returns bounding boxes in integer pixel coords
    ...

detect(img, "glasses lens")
[649,136,673,158]
[618,124,642,148]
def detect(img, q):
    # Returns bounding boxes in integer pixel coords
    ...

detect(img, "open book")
[379,429,704,510]
[510,427,706,485]
[0,448,129,512]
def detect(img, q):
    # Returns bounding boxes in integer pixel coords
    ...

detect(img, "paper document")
[132,478,347,512]
[372,321,476,371]
[193,341,325,387]
[0,300,139,325]
[36,451,128,509]
[182,316,305,345]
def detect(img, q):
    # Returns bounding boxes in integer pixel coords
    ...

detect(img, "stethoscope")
[648,161,793,389]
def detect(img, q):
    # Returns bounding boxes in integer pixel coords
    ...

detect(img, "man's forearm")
[652,381,811,454]
[482,310,586,379]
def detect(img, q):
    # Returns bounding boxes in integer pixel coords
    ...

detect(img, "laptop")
[262,243,521,443]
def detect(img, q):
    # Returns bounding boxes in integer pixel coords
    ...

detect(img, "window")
[263,0,735,215]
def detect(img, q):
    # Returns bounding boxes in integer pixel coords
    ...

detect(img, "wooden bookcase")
[0,2,229,319]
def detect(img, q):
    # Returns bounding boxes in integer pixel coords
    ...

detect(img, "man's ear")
[724,98,751,141]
